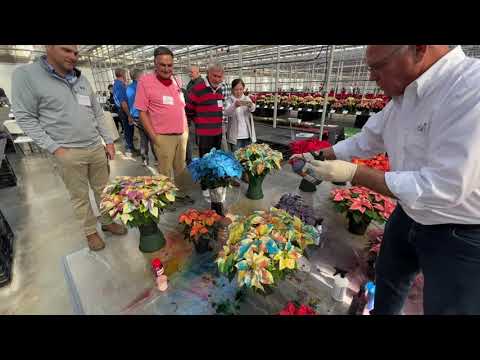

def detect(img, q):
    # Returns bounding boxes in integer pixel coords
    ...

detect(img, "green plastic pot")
[138,222,166,253]
[246,173,267,200]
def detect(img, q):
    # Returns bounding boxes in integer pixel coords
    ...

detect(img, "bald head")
[189,65,200,80]
[366,45,450,97]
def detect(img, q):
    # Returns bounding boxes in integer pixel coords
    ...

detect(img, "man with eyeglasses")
[135,46,194,205]
[292,45,480,314]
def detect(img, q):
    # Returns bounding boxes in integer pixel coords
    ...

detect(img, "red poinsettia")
[289,138,331,155]
[279,302,317,315]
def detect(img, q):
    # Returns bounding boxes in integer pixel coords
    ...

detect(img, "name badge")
[77,94,91,107]
[218,100,224,108]
[163,96,174,105]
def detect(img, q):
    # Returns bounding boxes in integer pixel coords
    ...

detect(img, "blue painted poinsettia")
[188,148,243,189]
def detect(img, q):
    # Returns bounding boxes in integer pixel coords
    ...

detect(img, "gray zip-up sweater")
[11,57,113,154]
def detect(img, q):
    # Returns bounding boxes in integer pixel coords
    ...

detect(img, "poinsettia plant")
[188,148,243,189]
[234,143,283,177]
[330,186,396,225]
[100,175,177,227]
[289,138,331,155]
[352,153,390,172]
[275,193,319,226]
[279,301,317,315]
[216,207,318,293]
[178,209,223,243]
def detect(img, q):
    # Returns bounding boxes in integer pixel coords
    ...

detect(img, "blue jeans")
[229,138,251,153]
[374,205,480,315]
[119,109,134,152]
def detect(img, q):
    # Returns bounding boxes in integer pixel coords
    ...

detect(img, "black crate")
[298,110,321,121]
[0,208,13,287]
[0,250,12,287]
[0,157,17,188]
[0,209,13,257]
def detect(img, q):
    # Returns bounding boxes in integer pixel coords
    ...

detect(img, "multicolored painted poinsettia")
[234,143,283,177]
[330,185,396,225]
[216,207,318,293]
[100,175,178,227]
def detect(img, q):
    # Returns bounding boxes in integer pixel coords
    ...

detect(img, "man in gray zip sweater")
[12,45,127,251]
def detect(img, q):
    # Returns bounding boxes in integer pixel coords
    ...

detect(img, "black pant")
[374,205,480,315]
[185,122,194,165]
[198,134,222,190]
[198,134,222,158]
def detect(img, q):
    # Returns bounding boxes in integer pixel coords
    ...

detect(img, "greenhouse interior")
[0,44,479,315]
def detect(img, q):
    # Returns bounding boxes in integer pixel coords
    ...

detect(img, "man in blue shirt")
[113,68,135,156]
[126,68,157,166]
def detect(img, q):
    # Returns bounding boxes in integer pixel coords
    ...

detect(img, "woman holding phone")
[224,79,257,153]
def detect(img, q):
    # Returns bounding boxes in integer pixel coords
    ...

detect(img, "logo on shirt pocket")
[416,121,428,133]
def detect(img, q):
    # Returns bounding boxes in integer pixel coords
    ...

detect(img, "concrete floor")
[0,137,155,314]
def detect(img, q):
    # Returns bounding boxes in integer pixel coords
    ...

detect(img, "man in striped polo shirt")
[186,62,226,199]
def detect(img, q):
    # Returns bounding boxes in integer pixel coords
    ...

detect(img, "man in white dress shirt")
[295,45,480,314]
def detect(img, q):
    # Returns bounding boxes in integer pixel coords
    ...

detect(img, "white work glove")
[304,159,358,182]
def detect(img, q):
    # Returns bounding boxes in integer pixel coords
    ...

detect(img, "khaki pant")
[152,131,189,191]
[52,144,113,236]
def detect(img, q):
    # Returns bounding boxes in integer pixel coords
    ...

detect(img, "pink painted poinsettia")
[373,203,384,212]
[331,188,353,202]
[331,184,397,224]
[381,199,396,220]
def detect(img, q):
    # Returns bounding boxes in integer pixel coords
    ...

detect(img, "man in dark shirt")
[185,66,203,165]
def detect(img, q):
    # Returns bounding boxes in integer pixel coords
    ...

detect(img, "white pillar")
[273,45,281,128]
[319,45,336,139]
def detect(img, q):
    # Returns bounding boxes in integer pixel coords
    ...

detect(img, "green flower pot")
[138,222,166,253]
[246,173,267,200]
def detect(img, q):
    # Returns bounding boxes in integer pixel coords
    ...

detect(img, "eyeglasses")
[367,46,404,73]
[156,63,173,69]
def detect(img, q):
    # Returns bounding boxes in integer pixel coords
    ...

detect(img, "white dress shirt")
[333,46,480,225]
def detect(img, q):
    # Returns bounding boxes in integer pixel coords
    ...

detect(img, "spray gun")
[290,151,325,192]
[290,150,346,188]
[331,266,349,302]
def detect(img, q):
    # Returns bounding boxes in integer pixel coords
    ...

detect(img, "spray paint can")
[347,283,368,315]
[290,158,323,186]
[151,258,164,278]
[365,281,376,312]
[331,268,349,302]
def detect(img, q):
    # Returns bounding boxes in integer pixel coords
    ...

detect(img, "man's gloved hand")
[289,152,317,162]
[304,159,358,182]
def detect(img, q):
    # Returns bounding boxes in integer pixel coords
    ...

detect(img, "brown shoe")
[102,223,128,235]
[86,232,105,251]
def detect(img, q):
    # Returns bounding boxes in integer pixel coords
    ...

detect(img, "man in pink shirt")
[135,46,194,204]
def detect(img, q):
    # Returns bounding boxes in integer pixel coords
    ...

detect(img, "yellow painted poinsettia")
[228,222,245,245]
[236,248,273,291]
[274,243,302,271]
